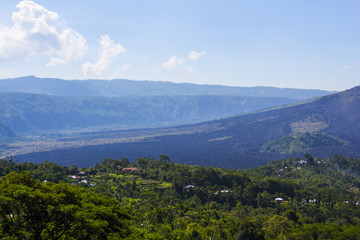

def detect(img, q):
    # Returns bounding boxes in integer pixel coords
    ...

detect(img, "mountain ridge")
[0,76,334,99]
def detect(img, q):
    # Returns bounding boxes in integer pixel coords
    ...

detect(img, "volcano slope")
[15,86,360,168]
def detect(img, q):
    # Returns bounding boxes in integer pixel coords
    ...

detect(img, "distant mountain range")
[0,76,333,99]
[0,93,296,134]
[11,86,359,169]
[0,76,334,137]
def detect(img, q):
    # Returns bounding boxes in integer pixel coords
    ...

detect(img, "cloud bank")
[82,35,126,76]
[0,1,87,66]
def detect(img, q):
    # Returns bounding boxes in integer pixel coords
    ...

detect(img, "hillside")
[0,122,16,138]
[0,93,295,134]
[12,86,360,168]
[0,76,333,99]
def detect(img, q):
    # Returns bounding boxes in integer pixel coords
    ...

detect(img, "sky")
[0,0,359,91]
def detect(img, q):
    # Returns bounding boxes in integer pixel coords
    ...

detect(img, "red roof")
[122,167,139,171]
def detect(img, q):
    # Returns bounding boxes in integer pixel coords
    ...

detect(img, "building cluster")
[70,171,95,187]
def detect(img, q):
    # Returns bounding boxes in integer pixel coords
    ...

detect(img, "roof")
[122,167,139,171]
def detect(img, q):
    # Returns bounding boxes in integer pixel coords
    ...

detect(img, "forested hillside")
[0,154,359,239]
[0,92,295,134]
[0,122,16,138]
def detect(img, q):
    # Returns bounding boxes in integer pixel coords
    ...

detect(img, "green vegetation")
[261,132,346,154]
[0,172,130,239]
[0,154,359,239]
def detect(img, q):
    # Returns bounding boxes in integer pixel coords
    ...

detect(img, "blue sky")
[0,0,359,90]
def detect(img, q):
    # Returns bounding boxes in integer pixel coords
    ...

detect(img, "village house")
[122,167,140,172]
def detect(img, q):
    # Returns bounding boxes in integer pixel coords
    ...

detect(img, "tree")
[235,218,265,240]
[100,158,122,172]
[159,154,170,164]
[0,172,130,239]
[120,158,129,168]
[284,209,299,223]
[305,153,314,165]
[262,215,294,239]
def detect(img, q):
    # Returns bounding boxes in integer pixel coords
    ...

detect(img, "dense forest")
[1,154,359,239]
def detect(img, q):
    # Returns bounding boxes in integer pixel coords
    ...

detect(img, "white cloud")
[162,56,184,70]
[111,64,131,79]
[336,65,351,72]
[188,50,206,60]
[0,1,87,66]
[82,35,125,76]
[162,51,205,74]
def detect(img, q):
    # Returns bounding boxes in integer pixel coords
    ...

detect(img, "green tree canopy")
[0,172,130,239]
